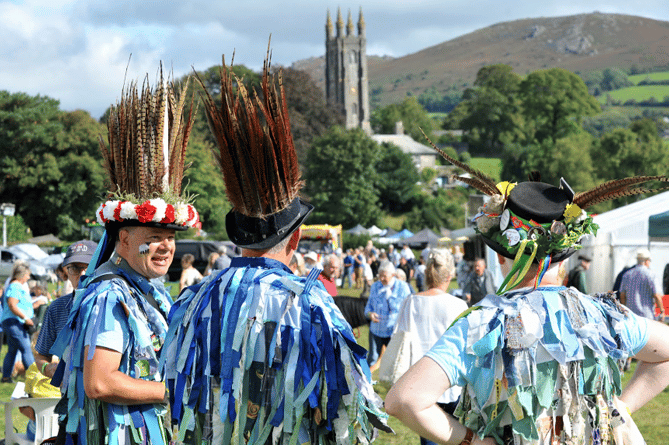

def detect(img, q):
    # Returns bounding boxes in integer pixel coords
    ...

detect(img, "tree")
[374,143,419,212]
[403,188,469,232]
[500,131,596,193]
[371,97,434,142]
[446,64,523,155]
[304,127,381,227]
[519,68,601,144]
[0,92,107,238]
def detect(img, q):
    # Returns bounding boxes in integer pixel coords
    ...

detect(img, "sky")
[1,0,668,119]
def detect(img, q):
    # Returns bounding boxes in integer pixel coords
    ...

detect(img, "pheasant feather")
[574,176,669,209]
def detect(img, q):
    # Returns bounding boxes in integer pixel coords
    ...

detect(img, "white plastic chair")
[3,382,60,445]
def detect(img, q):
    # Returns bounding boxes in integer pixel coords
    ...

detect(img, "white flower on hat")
[96,203,106,224]
[102,200,120,222]
[150,198,168,223]
[119,201,137,220]
[174,203,190,225]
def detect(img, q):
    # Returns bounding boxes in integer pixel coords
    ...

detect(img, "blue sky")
[1,0,667,119]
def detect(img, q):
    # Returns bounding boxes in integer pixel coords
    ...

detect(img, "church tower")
[325,7,371,133]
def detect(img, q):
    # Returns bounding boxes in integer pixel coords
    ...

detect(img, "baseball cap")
[62,240,98,267]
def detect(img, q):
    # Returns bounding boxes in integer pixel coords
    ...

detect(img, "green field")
[469,157,502,183]
[629,71,669,85]
[598,85,669,104]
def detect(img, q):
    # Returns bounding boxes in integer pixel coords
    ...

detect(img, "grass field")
[629,71,669,85]
[1,285,666,443]
[598,85,669,104]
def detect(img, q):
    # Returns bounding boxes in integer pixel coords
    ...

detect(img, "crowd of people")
[0,54,668,445]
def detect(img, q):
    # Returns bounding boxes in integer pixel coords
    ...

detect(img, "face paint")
[139,243,150,255]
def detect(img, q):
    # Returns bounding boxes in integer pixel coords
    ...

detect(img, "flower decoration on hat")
[96,65,199,230]
[421,129,669,293]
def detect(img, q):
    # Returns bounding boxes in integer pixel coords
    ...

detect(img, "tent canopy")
[387,228,413,239]
[649,210,669,239]
[346,224,367,235]
[401,228,441,247]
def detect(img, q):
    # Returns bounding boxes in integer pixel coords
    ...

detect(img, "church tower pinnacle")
[324,7,371,133]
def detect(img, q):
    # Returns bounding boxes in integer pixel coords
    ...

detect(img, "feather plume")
[574,176,669,209]
[98,64,196,202]
[419,128,500,195]
[196,50,302,218]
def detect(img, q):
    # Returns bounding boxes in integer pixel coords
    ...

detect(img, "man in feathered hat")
[386,150,669,444]
[50,69,199,445]
[162,55,391,445]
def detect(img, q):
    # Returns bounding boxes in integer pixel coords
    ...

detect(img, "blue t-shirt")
[364,278,411,337]
[1,282,34,323]
[425,286,649,442]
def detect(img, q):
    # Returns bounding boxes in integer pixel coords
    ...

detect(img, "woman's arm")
[6,297,30,322]
[621,319,669,412]
[385,357,495,444]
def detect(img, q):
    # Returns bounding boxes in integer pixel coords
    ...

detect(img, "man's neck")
[242,248,293,267]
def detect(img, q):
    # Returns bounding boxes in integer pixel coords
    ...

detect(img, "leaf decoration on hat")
[419,128,500,196]
[99,64,197,202]
[574,175,669,209]
[197,45,302,218]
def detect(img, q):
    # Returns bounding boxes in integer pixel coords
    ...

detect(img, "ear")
[287,228,301,253]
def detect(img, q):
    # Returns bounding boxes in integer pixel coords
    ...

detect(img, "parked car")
[0,244,57,282]
[166,240,239,282]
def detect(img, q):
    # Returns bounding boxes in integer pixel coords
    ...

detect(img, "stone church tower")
[325,8,371,133]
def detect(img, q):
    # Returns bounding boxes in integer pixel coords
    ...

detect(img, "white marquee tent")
[572,190,669,294]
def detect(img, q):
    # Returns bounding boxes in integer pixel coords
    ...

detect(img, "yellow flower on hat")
[563,203,582,224]
[496,181,516,196]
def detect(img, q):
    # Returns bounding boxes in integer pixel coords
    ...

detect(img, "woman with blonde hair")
[380,248,468,445]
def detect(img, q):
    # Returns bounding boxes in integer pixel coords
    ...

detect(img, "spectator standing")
[1,263,34,383]
[318,254,340,297]
[663,262,669,295]
[364,261,411,366]
[400,244,416,266]
[342,248,355,288]
[388,244,401,267]
[414,257,426,292]
[288,252,306,276]
[566,254,591,293]
[454,251,470,290]
[381,248,468,445]
[34,240,96,379]
[179,253,203,292]
[398,256,414,282]
[354,247,365,288]
[212,246,231,270]
[303,251,320,271]
[203,252,219,276]
[620,248,665,320]
[463,258,496,306]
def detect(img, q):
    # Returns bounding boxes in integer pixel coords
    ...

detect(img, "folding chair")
[3,382,60,445]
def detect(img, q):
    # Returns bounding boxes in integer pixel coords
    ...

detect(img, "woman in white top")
[179,253,203,292]
[384,248,468,445]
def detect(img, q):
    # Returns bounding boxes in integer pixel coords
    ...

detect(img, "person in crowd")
[399,256,414,283]
[318,253,340,296]
[364,260,411,367]
[566,254,591,293]
[1,263,34,383]
[462,257,496,306]
[212,245,231,270]
[288,251,306,276]
[414,256,427,292]
[620,248,665,320]
[612,262,634,295]
[369,251,380,279]
[179,253,203,292]
[162,58,390,444]
[55,263,73,297]
[385,151,669,444]
[360,254,375,298]
[34,240,96,379]
[303,251,320,271]
[453,250,470,290]
[388,244,401,267]
[383,248,468,445]
[400,243,416,266]
[354,247,366,288]
[203,251,220,276]
[663,262,669,296]
[49,69,200,445]
[342,248,355,288]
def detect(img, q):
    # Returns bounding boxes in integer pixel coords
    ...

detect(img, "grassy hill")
[293,13,669,109]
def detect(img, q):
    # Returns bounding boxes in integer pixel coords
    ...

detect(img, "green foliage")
[580,68,633,95]
[520,68,601,144]
[370,97,434,141]
[417,87,462,113]
[420,167,437,184]
[342,232,372,251]
[404,188,469,232]
[449,64,524,155]
[599,85,669,105]
[0,93,107,239]
[5,213,32,243]
[582,110,632,138]
[304,127,382,227]
[375,143,419,212]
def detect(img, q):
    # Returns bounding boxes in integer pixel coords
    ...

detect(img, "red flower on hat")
[113,201,126,222]
[135,201,157,223]
[161,205,175,224]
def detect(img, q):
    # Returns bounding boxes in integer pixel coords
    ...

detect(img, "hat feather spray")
[197,47,312,250]
[91,65,200,270]
[421,129,669,293]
